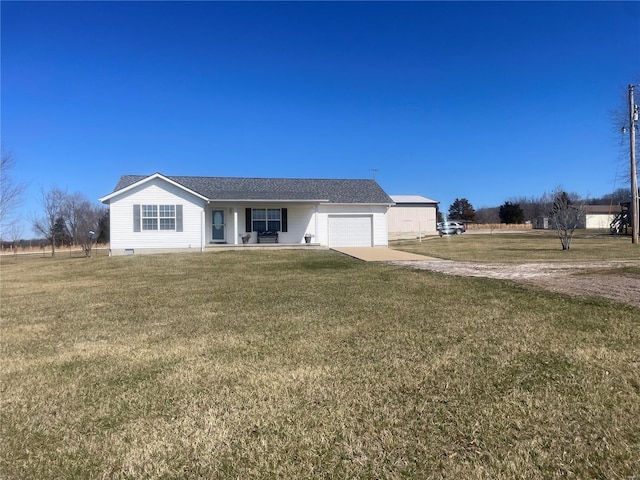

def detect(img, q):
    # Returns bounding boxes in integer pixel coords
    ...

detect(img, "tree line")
[1,146,108,257]
[442,187,632,250]
[31,187,109,257]
[445,188,631,227]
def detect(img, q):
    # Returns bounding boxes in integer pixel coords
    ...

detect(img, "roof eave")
[330,202,395,206]
[207,198,330,203]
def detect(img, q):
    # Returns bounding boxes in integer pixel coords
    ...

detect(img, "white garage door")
[328,215,373,247]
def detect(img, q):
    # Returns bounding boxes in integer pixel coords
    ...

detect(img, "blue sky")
[2,1,639,235]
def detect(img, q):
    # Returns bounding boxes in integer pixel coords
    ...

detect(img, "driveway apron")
[331,247,435,262]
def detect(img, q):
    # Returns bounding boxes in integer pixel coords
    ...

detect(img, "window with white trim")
[142,205,158,230]
[252,208,280,232]
[136,204,181,231]
[159,205,176,230]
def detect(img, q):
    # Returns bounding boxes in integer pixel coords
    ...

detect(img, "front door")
[212,209,225,242]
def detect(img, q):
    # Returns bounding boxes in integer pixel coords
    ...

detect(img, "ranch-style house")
[99,173,394,255]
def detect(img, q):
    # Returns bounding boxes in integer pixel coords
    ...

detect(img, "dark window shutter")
[245,208,252,232]
[133,205,141,232]
[281,208,288,232]
[176,205,183,232]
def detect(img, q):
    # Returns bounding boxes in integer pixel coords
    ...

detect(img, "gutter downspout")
[201,209,205,252]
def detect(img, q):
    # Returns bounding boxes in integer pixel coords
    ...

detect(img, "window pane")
[252,209,266,220]
[253,220,266,232]
[142,205,157,217]
[159,205,175,217]
[160,218,175,230]
[142,218,158,230]
[267,209,280,220]
[267,220,280,231]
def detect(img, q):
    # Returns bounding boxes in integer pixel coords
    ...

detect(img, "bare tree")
[61,192,105,256]
[76,202,104,257]
[475,206,500,224]
[507,195,550,223]
[589,187,631,205]
[32,187,67,257]
[0,146,26,232]
[5,222,24,257]
[97,209,109,244]
[548,189,585,251]
[610,81,640,186]
[62,192,87,245]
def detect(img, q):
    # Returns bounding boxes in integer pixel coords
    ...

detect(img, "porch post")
[233,208,239,245]
[314,205,319,242]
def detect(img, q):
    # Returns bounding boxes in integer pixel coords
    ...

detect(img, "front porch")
[206,204,319,246]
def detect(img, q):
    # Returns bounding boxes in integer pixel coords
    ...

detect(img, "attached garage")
[328,215,373,247]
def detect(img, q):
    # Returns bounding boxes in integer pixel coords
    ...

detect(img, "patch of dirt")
[390,260,640,308]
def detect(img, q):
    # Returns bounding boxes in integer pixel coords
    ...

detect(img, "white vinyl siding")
[279,205,315,243]
[108,179,205,252]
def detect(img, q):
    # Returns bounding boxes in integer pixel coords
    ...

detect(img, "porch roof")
[109,173,394,204]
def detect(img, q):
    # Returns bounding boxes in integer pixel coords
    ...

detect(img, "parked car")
[437,221,466,236]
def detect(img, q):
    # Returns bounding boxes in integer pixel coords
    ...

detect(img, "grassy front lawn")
[1,249,639,479]
[393,230,640,263]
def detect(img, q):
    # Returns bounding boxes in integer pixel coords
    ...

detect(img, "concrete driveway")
[332,247,435,262]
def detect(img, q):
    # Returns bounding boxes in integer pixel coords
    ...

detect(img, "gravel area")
[390,259,640,308]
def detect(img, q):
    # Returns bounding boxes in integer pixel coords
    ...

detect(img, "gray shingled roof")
[112,174,393,204]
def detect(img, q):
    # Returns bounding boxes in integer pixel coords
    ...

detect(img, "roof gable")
[99,173,209,203]
[103,174,393,204]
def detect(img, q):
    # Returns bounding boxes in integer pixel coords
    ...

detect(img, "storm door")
[212,209,225,242]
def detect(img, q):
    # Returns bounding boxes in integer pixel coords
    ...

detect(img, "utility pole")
[629,84,639,244]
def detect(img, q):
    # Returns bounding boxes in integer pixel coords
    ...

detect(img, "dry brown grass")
[393,229,640,263]
[1,249,639,479]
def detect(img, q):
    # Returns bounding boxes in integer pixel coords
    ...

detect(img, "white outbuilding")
[387,195,439,239]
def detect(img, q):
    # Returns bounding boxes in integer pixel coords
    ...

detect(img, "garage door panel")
[328,215,372,247]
